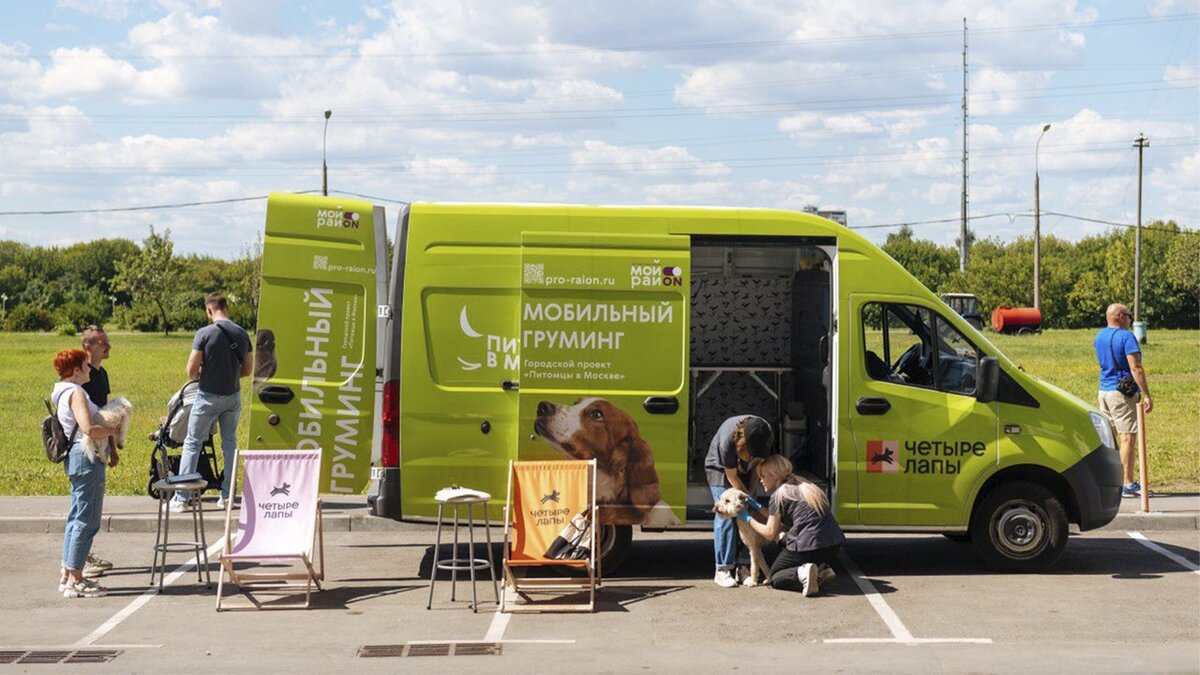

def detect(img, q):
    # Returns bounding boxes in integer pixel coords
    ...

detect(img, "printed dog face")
[534,397,678,527]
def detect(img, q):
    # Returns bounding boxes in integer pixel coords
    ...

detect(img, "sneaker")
[1121,484,1140,498]
[817,564,837,585]
[58,574,69,593]
[1129,481,1141,492]
[714,570,739,588]
[216,496,240,510]
[168,499,189,513]
[63,578,107,598]
[798,563,819,597]
[83,554,112,578]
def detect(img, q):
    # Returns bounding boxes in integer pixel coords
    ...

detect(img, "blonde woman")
[747,454,843,595]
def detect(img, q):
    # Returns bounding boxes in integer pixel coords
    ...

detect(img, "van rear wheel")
[970,481,1068,572]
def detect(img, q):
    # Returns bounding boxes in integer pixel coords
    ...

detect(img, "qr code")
[523,263,544,284]
[313,255,328,270]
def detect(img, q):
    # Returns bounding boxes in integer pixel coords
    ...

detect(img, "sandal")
[63,578,108,598]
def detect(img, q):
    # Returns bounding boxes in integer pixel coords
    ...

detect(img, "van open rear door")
[516,231,689,528]
[250,193,382,495]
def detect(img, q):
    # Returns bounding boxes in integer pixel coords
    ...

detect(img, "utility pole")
[959,17,969,273]
[1133,133,1149,337]
[322,109,332,196]
[1034,123,1051,312]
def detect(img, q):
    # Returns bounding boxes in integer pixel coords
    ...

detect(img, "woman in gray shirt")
[748,454,844,596]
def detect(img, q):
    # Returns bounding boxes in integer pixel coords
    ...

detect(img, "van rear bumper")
[1062,445,1123,531]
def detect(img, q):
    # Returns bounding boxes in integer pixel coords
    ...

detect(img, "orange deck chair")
[501,460,598,613]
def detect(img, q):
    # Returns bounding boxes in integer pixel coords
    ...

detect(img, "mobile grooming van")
[250,193,1122,572]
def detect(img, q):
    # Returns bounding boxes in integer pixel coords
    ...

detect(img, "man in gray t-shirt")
[705,415,772,587]
[173,292,253,509]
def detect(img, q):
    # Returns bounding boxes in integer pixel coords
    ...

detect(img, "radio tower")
[959,17,969,273]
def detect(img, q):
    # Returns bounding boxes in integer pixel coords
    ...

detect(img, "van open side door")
[250,193,382,495]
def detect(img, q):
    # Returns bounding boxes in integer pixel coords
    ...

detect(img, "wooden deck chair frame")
[215,449,326,611]
[500,459,599,613]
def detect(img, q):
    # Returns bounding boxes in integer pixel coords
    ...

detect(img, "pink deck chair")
[216,449,325,610]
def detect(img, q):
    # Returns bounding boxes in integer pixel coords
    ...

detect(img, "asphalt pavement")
[0,494,1197,673]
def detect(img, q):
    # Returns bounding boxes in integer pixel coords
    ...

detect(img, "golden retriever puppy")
[82,396,133,463]
[534,397,680,528]
[713,487,771,587]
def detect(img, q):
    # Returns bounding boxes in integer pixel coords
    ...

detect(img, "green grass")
[2,332,253,496]
[3,330,1197,495]
[986,329,1198,491]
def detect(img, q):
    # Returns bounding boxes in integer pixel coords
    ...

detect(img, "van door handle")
[856,396,890,415]
[501,380,519,391]
[642,396,679,415]
[258,384,295,405]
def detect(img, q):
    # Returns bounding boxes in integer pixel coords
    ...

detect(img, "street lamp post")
[1,293,7,322]
[322,109,332,196]
[109,295,116,316]
[1033,123,1051,312]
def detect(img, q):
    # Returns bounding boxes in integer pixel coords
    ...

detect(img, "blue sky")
[0,0,1196,257]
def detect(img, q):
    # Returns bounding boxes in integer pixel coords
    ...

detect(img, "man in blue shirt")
[1093,303,1153,497]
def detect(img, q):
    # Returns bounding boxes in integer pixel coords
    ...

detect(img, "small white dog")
[712,487,772,587]
[82,397,133,463]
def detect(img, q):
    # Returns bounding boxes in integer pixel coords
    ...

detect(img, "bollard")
[1137,400,1150,513]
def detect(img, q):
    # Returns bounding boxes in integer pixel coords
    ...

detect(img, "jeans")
[62,443,106,570]
[175,390,241,502]
[709,485,758,571]
[768,544,840,592]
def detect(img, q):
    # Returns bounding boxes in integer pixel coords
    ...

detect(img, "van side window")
[861,303,979,396]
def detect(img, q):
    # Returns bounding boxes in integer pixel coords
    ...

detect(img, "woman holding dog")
[704,415,773,588]
[748,454,843,596]
[52,348,119,598]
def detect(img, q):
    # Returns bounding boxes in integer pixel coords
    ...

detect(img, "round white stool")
[149,478,211,591]
[426,486,499,612]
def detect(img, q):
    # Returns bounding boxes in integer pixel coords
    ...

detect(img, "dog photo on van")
[82,396,133,463]
[712,487,772,587]
[534,397,680,528]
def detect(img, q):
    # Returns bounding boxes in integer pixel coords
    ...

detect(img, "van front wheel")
[970,481,1068,572]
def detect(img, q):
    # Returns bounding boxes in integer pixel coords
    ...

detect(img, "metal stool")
[426,486,498,612]
[150,478,212,591]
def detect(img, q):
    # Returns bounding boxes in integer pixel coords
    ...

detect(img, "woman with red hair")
[52,348,118,598]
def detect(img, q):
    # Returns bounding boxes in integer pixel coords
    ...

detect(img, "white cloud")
[56,0,137,21]
[570,140,730,177]
[1164,62,1198,85]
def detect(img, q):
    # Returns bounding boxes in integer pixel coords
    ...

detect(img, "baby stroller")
[146,380,225,499]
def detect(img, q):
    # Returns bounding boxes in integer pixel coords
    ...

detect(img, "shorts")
[1098,390,1138,434]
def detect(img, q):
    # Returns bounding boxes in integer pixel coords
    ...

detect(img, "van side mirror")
[976,356,999,403]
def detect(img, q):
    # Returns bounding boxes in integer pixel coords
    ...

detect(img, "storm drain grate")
[357,642,502,658]
[0,650,121,665]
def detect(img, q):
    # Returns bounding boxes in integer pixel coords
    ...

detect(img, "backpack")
[42,389,79,463]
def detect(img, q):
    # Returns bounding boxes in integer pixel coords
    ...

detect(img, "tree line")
[881,220,1197,329]
[0,221,1195,334]
[0,227,260,335]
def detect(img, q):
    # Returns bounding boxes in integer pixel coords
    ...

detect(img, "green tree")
[113,226,181,336]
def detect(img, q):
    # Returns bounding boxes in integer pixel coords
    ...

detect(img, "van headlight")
[1090,412,1116,449]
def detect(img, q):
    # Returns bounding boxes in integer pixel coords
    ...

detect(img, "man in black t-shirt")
[80,325,110,406]
[78,325,117,578]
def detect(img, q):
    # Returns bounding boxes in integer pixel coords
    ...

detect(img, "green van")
[250,193,1123,573]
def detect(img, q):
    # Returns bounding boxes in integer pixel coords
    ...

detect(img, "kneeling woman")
[747,455,844,595]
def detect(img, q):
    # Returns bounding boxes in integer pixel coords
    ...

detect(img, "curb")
[0,513,1194,534]
[0,513,449,535]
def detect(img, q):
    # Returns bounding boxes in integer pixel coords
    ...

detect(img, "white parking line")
[1128,532,1200,574]
[824,550,992,645]
[74,540,224,648]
